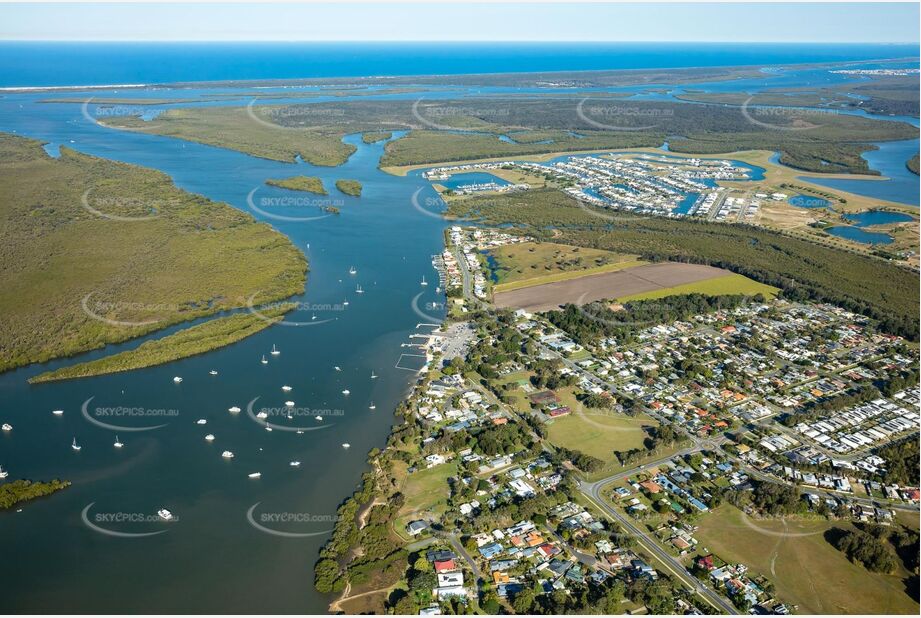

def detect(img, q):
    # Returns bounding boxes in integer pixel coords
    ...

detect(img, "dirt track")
[493,262,731,312]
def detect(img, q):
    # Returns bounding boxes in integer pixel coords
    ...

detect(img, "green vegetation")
[616,273,779,302]
[548,293,756,347]
[30,304,294,383]
[335,179,362,197]
[450,189,919,340]
[694,505,918,614]
[488,241,645,292]
[877,437,920,486]
[0,133,306,374]
[362,131,392,144]
[829,528,898,573]
[908,154,920,175]
[546,407,654,464]
[0,479,71,509]
[109,95,916,175]
[265,175,326,194]
[100,106,356,165]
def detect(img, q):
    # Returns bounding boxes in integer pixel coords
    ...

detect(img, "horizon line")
[1,39,919,44]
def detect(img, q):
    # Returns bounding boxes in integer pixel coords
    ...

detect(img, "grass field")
[0,133,306,373]
[488,241,645,293]
[392,460,458,541]
[546,397,656,463]
[693,505,919,615]
[616,273,779,302]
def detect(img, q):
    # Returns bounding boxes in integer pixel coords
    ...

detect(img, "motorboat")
[281,385,293,392]
[315,415,323,422]
[228,406,241,413]
[341,443,351,449]
[341,389,350,395]
[1,423,11,432]
[334,366,341,371]
[52,410,64,416]
[113,435,124,448]
[173,376,183,383]
[196,419,207,425]
[248,472,261,479]
[222,450,234,458]
[285,401,295,407]
[205,434,216,441]
[289,461,301,467]
[209,370,218,376]
[256,411,268,419]
[158,509,174,521]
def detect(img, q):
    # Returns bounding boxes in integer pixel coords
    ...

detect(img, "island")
[0,133,306,374]
[336,179,363,196]
[30,303,294,383]
[266,175,327,194]
[362,131,392,144]
[0,479,71,509]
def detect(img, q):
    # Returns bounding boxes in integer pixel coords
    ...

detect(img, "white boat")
[196,419,207,425]
[334,365,341,371]
[173,376,183,383]
[248,472,261,479]
[355,284,363,294]
[209,370,218,376]
[158,509,174,521]
[296,430,304,435]
[285,401,295,407]
[52,409,64,416]
[435,286,441,293]
[311,313,317,320]
[264,426,273,432]
[421,275,427,286]
[341,443,351,449]
[315,415,323,422]
[0,465,8,479]
[369,402,376,410]
[205,434,216,441]
[343,299,349,306]
[260,355,268,365]
[281,385,293,392]
[228,406,241,413]
[221,450,234,458]
[256,411,268,419]
[113,435,124,448]
[71,437,81,451]
[271,344,280,356]
[1,423,11,432]
[371,371,378,379]
[289,461,301,467]
[349,266,357,275]
[341,389,350,395]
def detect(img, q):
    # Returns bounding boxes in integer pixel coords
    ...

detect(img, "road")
[579,475,739,615]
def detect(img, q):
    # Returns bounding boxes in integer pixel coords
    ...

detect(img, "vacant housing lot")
[493,262,735,311]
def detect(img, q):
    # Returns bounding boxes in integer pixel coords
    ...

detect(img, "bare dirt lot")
[493,262,732,312]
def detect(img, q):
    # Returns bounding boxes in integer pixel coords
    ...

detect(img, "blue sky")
[1,2,918,43]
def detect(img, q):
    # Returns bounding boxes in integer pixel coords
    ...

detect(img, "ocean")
[0,41,918,87]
